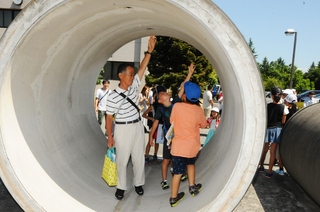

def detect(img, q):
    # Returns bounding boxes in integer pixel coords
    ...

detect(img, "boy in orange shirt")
[149,63,195,190]
[169,81,207,207]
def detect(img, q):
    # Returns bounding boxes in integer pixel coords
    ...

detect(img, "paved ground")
[1,156,319,211]
[234,167,320,211]
[0,179,23,212]
[1,127,319,211]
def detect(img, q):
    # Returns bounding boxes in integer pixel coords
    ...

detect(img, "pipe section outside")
[0,0,266,211]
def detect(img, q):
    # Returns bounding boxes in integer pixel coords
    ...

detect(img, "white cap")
[285,93,296,104]
[283,89,293,95]
[211,107,219,113]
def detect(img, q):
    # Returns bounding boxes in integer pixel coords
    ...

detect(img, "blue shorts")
[172,156,196,175]
[265,127,282,144]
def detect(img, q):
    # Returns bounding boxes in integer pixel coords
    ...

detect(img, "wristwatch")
[144,51,152,55]
[13,0,23,5]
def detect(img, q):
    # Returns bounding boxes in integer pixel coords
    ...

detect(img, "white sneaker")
[276,169,285,176]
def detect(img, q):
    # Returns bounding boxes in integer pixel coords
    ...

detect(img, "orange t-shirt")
[170,102,207,158]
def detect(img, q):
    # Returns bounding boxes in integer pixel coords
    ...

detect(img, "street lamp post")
[285,29,298,89]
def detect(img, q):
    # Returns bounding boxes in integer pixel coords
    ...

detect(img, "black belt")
[115,118,141,125]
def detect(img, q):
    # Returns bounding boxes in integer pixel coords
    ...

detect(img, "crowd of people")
[94,36,211,207]
[94,35,319,207]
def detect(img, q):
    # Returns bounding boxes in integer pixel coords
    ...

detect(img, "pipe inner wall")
[0,0,266,211]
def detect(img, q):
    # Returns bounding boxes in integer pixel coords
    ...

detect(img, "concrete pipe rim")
[0,0,266,211]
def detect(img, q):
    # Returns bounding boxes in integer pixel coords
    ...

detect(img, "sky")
[212,0,320,72]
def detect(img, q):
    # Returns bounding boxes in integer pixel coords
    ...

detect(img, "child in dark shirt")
[258,87,288,178]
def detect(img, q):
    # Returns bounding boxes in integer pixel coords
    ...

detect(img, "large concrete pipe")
[281,103,320,206]
[0,0,266,211]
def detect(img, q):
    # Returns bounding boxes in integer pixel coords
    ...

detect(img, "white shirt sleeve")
[283,106,289,116]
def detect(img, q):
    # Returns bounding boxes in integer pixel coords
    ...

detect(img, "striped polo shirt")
[106,75,141,122]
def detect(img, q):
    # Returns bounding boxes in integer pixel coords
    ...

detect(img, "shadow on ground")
[251,169,320,212]
[0,178,23,212]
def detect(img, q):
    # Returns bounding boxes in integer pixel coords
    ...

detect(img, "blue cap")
[184,81,201,103]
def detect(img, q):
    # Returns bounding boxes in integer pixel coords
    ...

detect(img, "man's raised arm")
[137,36,156,80]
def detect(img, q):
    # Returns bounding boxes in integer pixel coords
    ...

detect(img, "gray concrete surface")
[2,167,320,212]
[0,1,265,211]
[1,128,319,211]
[281,103,320,206]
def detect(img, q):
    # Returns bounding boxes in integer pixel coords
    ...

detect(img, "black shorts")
[162,139,172,159]
[172,156,196,174]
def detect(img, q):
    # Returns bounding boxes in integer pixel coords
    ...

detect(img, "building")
[0,0,30,37]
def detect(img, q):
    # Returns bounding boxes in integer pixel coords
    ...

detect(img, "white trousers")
[114,121,145,190]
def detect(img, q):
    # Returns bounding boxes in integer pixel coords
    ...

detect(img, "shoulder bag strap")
[113,89,129,118]
[99,89,109,102]
[115,89,140,114]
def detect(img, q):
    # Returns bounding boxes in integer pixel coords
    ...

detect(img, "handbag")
[156,124,164,144]
[101,147,117,187]
[165,122,174,147]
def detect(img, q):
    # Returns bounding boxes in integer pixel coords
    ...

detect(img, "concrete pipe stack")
[0,0,265,211]
[281,103,320,206]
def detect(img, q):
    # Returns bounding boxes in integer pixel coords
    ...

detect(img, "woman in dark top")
[258,87,289,178]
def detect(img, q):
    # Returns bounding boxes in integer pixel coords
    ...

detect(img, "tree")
[146,36,218,96]
[304,63,320,90]
[264,76,285,91]
[248,38,258,60]
[145,36,320,95]
[259,57,270,79]
[294,70,312,92]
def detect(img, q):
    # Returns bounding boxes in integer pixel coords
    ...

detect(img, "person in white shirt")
[303,91,318,107]
[202,84,214,118]
[105,35,156,200]
[95,79,111,126]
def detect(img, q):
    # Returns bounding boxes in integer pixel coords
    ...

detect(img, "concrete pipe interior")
[0,0,266,211]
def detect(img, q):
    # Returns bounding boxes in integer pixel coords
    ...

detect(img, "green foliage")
[294,71,313,92]
[304,63,320,90]
[145,36,320,95]
[248,38,258,60]
[96,67,105,85]
[96,36,320,95]
[264,77,285,91]
[145,36,320,94]
[248,37,320,93]
[146,36,218,96]
[258,55,320,92]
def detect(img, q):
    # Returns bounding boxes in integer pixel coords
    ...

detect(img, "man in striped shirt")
[106,36,156,200]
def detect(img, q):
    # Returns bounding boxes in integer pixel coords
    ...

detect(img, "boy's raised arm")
[178,63,195,98]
